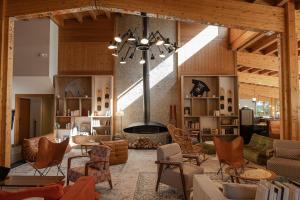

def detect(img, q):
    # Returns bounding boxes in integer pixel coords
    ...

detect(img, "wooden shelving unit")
[54,75,113,138]
[181,75,239,141]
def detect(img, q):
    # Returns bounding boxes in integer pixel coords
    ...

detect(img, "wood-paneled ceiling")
[50,9,112,27]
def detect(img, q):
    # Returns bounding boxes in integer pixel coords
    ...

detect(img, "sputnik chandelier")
[107,14,179,65]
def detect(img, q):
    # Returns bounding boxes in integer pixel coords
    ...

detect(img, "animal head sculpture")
[190,79,210,97]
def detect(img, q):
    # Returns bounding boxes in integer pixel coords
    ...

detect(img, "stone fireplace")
[114,15,177,149]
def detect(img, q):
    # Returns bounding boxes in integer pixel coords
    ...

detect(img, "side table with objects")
[225,166,277,183]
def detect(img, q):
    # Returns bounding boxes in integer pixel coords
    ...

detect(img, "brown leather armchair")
[213,136,245,179]
[29,137,69,176]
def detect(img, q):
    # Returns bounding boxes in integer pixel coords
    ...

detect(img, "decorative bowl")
[0,166,10,181]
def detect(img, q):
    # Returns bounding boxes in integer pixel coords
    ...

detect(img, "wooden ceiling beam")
[88,10,97,21]
[249,34,279,53]
[236,51,279,71]
[104,11,111,19]
[7,0,285,32]
[248,68,261,73]
[268,71,278,76]
[73,12,83,23]
[238,71,280,87]
[238,33,265,51]
[276,0,288,6]
[50,15,64,27]
[262,42,278,55]
[237,66,251,72]
[230,31,259,51]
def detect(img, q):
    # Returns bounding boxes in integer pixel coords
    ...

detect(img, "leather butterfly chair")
[213,136,245,179]
[167,124,206,165]
[67,145,113,189]
[29,137,69,176]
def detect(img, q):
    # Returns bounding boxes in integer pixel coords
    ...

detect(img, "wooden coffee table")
[0,176,65,189]
[225,167,277,183]
[80,142,99,155]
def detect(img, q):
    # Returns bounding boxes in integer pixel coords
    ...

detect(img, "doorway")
[19,98,30,143]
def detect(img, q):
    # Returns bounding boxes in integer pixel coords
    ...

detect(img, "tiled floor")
[10,149,224,200]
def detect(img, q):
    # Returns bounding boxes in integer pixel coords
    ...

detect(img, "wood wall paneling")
[178,22,235,75]
[58,17,114,75]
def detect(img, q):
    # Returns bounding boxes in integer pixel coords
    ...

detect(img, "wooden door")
[19,98,30,142]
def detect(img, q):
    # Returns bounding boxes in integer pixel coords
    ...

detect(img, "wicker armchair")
[67,145,112,189]
[167,124,206,164]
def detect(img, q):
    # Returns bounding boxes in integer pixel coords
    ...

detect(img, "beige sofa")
[193,175,257,200]
[267,139,300,180]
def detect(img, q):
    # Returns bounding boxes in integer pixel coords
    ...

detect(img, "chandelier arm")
[124,47,132,60]
[117,40,128,54]
[156,31,168,41]
[148,32,156,43]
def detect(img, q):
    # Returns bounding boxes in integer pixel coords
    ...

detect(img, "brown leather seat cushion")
[102,140,128,165]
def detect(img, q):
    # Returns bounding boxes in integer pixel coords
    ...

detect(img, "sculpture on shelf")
[190,79,210,97]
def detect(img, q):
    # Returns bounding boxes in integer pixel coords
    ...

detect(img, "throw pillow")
[223,183,257,200]
[0,184,64,200]
[276,147,300,160]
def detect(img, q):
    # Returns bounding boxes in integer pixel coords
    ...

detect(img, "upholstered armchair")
[267,139,300,180]
[167,124,206,164]
[213,136,245,179]
[155,143,204,200]
[67,145,113,189]
[29,137,69,176]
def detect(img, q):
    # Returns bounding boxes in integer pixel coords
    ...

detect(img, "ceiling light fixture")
[108,42,117,50]
[120,58,126,64]
[114,35,122,43]
[159,51,166,58]
[107,13,179,64]
[139,58,146,65]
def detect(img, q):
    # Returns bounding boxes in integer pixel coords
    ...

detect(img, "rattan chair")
[167,124,206,165]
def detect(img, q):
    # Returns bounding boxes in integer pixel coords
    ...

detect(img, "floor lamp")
[116,110,125,134]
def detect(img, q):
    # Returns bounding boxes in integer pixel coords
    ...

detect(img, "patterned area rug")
[133,171,228,200]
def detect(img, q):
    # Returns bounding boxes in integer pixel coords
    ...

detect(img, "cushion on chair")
[68,167,111,184]
[157,143,182,162]
[168,152,183,163]
[160,164,204,190]
[223,183,257,199]
[88,145,111,170]
[276,147,300,160]
[267,157,300,179]
[0,184,64,200]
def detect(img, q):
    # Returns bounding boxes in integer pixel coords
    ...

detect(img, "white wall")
[11,18,58,144]
[49,20,58,82]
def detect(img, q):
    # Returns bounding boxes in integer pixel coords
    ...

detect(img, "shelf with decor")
[54,75,113,139]
[181,75,239,141]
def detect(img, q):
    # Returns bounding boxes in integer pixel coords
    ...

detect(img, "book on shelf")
[256,180,300,200]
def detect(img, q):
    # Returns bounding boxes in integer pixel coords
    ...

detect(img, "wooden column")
[279,2,299,140]
[0,0,13,167]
